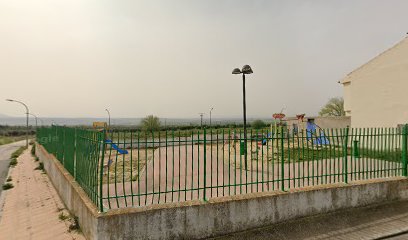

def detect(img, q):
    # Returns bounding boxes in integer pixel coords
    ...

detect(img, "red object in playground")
[296,114,305,122]
[273,113,286,119]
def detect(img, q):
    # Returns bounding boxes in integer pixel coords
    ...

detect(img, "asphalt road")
[0,140,25,197]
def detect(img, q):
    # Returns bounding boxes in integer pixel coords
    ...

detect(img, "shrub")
[2,183,14,190]
[31,144,36,156]
[252,120,267,129]
[141,115,161,132]
[9,158,17,167]
[59,212,69,221]
[34,162,44,171]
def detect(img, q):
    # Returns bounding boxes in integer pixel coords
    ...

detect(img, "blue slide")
[262,133,273,145]
[105,139,129,154]
[306,122,329,145]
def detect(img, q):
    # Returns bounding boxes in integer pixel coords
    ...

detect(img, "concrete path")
[0,140,25,197]
[211,199,408,240]
[0,146,84,240]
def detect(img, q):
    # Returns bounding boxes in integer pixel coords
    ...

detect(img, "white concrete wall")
[343,82,352,116]
[343,37,408,128]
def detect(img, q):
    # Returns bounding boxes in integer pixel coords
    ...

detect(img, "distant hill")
[0,113,10,118]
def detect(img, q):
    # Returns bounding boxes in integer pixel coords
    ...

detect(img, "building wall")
[343,37,408,128]
[285,116,350,130]
[315,116,351,129]
[343,82,352,116]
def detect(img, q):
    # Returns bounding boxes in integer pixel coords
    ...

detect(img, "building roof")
[340,37,408,84]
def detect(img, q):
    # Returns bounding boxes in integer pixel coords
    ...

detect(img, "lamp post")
[29,113,38,129]
[209,107,214,128]
[6,99,29,148]
[199,113,204,129]
[105,108,111,129]
[232,65,253,169]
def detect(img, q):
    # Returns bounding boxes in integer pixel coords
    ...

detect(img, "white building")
[341,37,408,128]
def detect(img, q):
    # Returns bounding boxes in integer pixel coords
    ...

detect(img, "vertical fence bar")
[203,128,207,201]
[280,130,285,191]
[99,130,106,212]
[343,127,350,183]
[402,124,407,177]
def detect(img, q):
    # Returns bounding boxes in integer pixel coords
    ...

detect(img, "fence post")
[280,128,285,191]
[402,124,407,177]
[343,127,350,183]
[99,129,106,212]
[203,128,207,201]
[73,128,77,180]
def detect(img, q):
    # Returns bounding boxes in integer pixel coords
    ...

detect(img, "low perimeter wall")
[36,143,408,240]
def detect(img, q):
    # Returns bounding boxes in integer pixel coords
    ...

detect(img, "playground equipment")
[295,114,306,134]
[105,139,129,155]
[306,120,329,145]
[92,121,129,155]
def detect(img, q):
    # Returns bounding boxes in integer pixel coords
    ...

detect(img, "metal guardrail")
[37,125,408,212]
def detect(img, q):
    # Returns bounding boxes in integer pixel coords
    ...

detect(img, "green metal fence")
[36,126,105,209]
[36,125,408,212]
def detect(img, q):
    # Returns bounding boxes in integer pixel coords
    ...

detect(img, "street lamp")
[29,113,38,129]
[209,107,214,127]
[105,108,111,129]
[199,113,205,129]
[6,99,29,148]
[232,65,253,169]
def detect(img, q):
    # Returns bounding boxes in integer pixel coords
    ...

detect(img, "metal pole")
[210,110,212,127]
[199,113,204,129]
[26,111,28,148]
[242,74,247,169]
[29,113,38,129]
[209,107,213,127]
[105,109,111,129]
[6,99,29,148]
[403,124,407,176]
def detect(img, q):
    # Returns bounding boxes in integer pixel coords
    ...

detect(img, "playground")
[99,114,403,209]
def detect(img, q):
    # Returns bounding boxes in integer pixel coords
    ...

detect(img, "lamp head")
[232,68,242,74]
[241,65,253,74]
[6,99,13,102]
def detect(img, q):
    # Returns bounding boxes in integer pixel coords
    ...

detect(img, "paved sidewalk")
[213,200,408,240]
[0,146,84,240]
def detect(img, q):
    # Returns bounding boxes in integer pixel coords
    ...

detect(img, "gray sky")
[1,0,407,119]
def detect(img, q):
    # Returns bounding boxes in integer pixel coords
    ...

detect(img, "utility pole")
[199,113,205,129]
[209,107,214,128]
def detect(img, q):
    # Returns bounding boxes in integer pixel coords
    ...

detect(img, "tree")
[252,119,266,129]
[141,115,161,131]
[319,97,345,117]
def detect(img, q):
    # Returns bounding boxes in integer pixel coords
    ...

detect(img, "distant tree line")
[0,125,35,136]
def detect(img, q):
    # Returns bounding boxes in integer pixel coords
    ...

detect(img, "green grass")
[0,136,32,146]
[275,146,347,163]
[58,212,69,221]
[359,149,402,162]
[31,144,36,156]
[9,146,26,167]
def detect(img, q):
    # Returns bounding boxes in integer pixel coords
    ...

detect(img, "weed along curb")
[0,145,27,222]
[36,141,408,240]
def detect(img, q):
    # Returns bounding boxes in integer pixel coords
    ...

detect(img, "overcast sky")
[1,0,407,119]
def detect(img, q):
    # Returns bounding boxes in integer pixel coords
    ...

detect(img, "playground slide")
[105,139,129,154]
[306,122,329,145]
[262,133,272,145]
